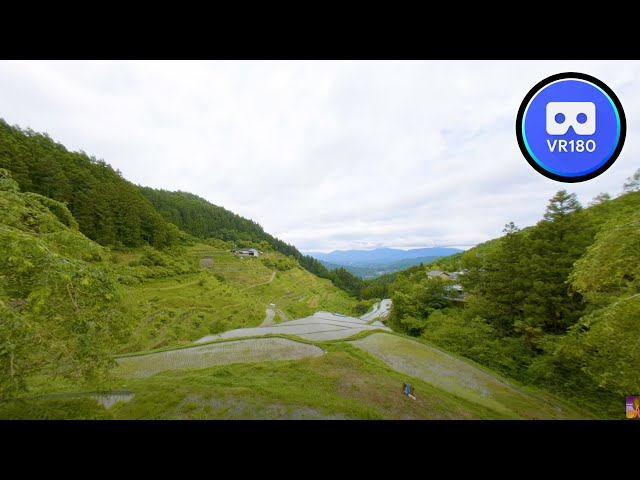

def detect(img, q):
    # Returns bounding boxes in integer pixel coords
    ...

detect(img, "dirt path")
[241,270,276,291]
[259,306,276,327]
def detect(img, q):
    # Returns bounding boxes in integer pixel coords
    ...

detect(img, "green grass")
[111,250,142,265]
[2,345,519,420]
[118,272,263,352]
[0,398,115,420]
[117,245,357,352]
[1,332,591,420]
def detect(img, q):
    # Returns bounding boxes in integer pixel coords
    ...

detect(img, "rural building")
[444,284,467,303]
[233,248,261,257]
[426,270,465,281]
[427,270,451,280]
[428,270,467,301]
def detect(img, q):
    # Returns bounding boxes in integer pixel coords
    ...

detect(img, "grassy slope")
[110,345,507,420]
[351,333,585,420]
[1,332,589,420]
[117,245,357,353]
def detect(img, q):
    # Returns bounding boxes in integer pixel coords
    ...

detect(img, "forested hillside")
[386,179,640,418]
[139,188,270,244]
[0,119,364,296]
[0,120,184,248]
[140,187,366,296]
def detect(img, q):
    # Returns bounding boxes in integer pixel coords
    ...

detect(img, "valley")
[1,118,637,421]
[307,247,464,278]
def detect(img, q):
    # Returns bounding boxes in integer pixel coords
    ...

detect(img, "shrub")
[209,319,227,334]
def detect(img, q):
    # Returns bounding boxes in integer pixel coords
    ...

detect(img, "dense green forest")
[386,178,640,418]
[0,120,185,249]
[139,188,272,245]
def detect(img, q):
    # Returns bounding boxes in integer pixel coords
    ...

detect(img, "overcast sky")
[1,60,638,252]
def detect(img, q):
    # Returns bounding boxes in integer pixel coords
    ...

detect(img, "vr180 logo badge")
[516,72,626,182]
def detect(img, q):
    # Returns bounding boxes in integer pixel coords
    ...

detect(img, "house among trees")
[427,270,467,300]
[426,270,451,280]
[449,272,463,281]
[445,283,465,300]
[232,248,261,257]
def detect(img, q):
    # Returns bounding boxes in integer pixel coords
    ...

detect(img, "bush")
[123,247,199,279]
[137,246,168,267]
[350,299,379,316]
[204,238,235,250]
[209,319,227,334]
[261,256,296,271]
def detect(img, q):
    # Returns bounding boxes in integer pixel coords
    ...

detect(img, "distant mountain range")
[306,247,463,266]
[305,247,464,278]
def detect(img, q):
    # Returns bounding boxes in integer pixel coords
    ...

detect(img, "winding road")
[359,299,392,322]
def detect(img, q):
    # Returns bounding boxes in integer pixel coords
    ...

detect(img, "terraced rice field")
[195,300,393,343]
[115,337,324,377]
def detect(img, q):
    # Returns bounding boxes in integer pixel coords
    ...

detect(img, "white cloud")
[1,60,638,251]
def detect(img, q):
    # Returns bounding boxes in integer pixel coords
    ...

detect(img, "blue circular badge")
[516,72,626,183]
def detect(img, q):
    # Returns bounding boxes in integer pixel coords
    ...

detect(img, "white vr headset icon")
[546,102,596,135]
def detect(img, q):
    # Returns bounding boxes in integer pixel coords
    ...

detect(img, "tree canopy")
[622,167,640,193]
[1,172,131,396]
[0,119,183,249]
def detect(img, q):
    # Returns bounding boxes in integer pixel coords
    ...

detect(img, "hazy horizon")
[1,60,638,251]
[302,245,475,254]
